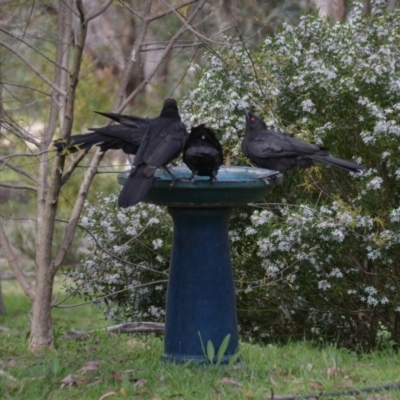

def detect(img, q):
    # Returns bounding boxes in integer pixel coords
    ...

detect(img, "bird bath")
[118,166,283,364]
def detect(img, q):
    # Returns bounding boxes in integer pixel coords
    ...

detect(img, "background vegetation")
[63,1,400,351]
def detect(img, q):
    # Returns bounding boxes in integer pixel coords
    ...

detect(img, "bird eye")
[250,117,255,122]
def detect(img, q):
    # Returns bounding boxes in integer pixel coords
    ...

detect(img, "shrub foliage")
[66,2,400,349]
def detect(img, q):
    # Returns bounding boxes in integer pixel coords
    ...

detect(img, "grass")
[1,284,400,399]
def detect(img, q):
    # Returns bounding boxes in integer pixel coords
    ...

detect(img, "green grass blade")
[206,340,215,363]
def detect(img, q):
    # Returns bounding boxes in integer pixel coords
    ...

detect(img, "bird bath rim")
[118,165,283,207]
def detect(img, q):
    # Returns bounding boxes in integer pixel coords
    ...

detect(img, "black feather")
[241,109,366,173]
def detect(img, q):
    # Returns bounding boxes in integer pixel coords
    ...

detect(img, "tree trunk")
[29,272,54,349]
[362,0,371,14]
[388,0,397,10]
[0,280,6,316]
[28,0,73,351]
[313,0,347,22]
[0,45,5,316]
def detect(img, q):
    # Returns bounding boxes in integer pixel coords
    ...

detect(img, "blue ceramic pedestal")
[119,166,282,364]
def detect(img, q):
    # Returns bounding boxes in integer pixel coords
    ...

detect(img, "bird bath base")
[118,166,282,364]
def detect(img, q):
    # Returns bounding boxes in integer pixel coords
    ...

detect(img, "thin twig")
[53,280,168,308]
[85,0,114,22]
[0,39,67,96]
[0,219,35,301]
[0,183,37,191]
[0,160,37,182]
[60,149,91,187]
[0,150,50,162]
[158,0,224,45]
[0,27,71,74]
[147,0,200,22]
[117,0,208,111]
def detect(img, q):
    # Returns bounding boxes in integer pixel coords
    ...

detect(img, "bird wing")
[186,124,222,152]
[94,111,149,127]
[88,125,146,143]
[249,131,322,158]
[133,121,186,168]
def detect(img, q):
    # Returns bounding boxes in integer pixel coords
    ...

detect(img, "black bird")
[241,109,366,173]
[53,125,144,155]
[183,124,223,181]
[118,98,187,208]
[53,113,145,155]
[94,111,149,129]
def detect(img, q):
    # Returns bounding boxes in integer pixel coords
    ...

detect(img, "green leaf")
[228,350,242,367]
[217,334,231,361]
[206,340,215,363]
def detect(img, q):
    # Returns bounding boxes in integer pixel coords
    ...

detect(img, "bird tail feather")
[54,133,105,153]
[311,155,366,173]
[118,165,154,208]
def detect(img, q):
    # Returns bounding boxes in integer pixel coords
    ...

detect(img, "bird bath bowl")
[118,166,282,364]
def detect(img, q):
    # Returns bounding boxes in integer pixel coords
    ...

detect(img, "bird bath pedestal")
[118,166,282,364]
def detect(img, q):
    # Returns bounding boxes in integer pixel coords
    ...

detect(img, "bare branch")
[0,150,50,163]
[0,183,37,191]
[85,0,114,22]
[0,160,37,183]
[0,27,70,74]
[0,118,41,147]
[60,149,91,186]
[119,0,144,19]
[117,0,208,111]
[0,219,35,301]
[52,150,104,272]
[0,39,67,97]
[73,219,169,275]
[53,279,168,308]
[113,0,154,110]
[147,0,200,22]
[158,0,223,44]
[64,322,165,339]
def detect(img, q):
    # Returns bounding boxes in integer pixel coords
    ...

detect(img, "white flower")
[318,280,331,291]
[366,176,383,191]
[301,99,316,114]
[152,239,163,250]
[364,286,377,295]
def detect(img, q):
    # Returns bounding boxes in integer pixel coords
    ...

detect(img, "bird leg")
[181,171,196,183]
[126,154,134,167]
[163,166,181,187]
[209,172,217,183]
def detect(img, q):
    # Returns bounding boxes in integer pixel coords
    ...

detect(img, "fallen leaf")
[110,371,124,382]
[8,359,17,367]
[218,377,242,387]
[270,375,279,386]
[0,369,18,382]
[61,374,75,386]
[327,367,342,379]
[310,380,324,391]
[133,378,147,387]
[124,370,136,380]
[126,339,145,348]
[60,374,96,387]
[333,381,355,389]
[98,391,117,400]
[78,360,100,373]
[120,387,127,397]
[305,363,313,371]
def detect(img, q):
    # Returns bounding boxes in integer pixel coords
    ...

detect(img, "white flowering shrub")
[64,195,171,322]
[65,2,400,349]
[181,2,400,349]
